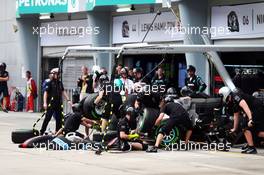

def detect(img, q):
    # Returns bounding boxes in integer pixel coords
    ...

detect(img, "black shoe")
[2,109,8,113]
[241,144,249,151]
[241,146,257,154]
[146,146,158,153]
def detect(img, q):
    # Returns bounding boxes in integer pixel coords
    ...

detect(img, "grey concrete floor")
[0,111,264,175]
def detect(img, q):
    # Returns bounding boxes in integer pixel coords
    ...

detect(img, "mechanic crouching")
[147,94,193,153]
[118,106,148,151]
[219,86,264,154]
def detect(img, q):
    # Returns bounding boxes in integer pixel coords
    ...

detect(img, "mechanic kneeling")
[147,95,193,153]
[219,86,264,154]
[118,106,148,152]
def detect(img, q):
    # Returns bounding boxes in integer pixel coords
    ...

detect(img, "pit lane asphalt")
[1,112,264,175]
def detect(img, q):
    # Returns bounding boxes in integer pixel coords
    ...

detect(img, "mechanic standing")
[147,95,193,153]
[26,71,37,112]
[151,67,168,88]
[40,68,72,135]
[185,65,207,94]
[0,62,9,113]
[120,68,134,95]
[77,66,93,101]
[219,86,264,154]
[133,67,149,84]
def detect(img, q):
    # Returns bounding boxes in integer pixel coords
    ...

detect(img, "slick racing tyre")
[137,108,160,134]
[82,93,106,120]
[19,135,54,148]
[11,129,39,144]
[92,130,118,143]
[155,120,181,147]
[107,114,119,131]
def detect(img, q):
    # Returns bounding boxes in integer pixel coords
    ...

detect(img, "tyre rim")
[156,125,180,147]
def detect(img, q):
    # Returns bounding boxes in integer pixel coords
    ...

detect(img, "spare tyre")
[137,108,160,133]
[82,93,106,120]
[11,129,39,144]
[82,93,98,112]
[123,94,137,107]
[107,114,119,131]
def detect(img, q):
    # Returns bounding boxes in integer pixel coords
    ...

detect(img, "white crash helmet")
[92,65,101,74]
[50,68,59,74]
[219,86,231,103]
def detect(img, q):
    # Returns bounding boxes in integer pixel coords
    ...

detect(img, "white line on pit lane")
[190,162,262,175]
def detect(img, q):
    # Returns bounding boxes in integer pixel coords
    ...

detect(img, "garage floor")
[1,112,264,175]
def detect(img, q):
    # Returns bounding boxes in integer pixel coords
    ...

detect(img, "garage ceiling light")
[116,5,134,12]
[39,13,51,20]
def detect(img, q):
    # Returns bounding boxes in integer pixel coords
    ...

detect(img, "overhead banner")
[17,0,179,14]
[86,0,178,11]
[40,19,96,46]
[17,0,86,15]
[112,12,183,44]
[211,2,264,39]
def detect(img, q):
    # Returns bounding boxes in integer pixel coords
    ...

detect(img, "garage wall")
[0,0,39,98]
[0,0,19,89]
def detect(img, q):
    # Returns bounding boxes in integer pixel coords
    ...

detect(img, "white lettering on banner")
[19,0,30,6]
[211,2,264,39]
[257,14,264,24]
[113,12,183,44]
[19,0,68,7]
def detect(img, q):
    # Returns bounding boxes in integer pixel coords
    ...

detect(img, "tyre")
[92,130,118,142]
[123,94,137,107]
[155,120,181,147]
[82,93,106,120]
[118,94,138,119]
[82,93,98,108]
[137,108,160,133]
[107,114,119,131]
[11,129,39,144]
[82,93,98,115]
[19,135,54,148]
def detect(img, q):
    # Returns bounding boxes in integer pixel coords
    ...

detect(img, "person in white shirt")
[120,68,134,95]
